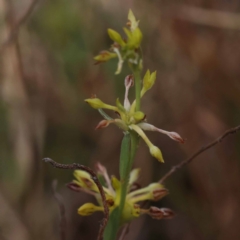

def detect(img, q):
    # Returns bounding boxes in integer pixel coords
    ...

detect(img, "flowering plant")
[77,10,183,239]
[43,7,240,240]
[44,9,184,240]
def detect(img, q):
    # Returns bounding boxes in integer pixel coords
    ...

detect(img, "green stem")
[118,132,138,227]
[103,133,131,240]
[133,69,141,111]
[98,109,113,120]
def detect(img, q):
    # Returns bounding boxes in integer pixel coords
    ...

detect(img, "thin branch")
[1,0,40,50]
[52,180,67,240]
[43,158,109,240]
[159,125,240,184]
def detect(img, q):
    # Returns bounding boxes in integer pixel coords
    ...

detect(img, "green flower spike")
[67,163,174,223]
[85,73,184,162]
[94,10,143,74]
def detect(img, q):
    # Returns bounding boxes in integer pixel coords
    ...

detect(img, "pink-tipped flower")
[137,122,184,144]
[166,131,185,143]
[66,182,82,192]
[124,74,134,87]
[152,188,169,201]
[147,207,175,220]
[160,208,175,219]
[95,120,113,130]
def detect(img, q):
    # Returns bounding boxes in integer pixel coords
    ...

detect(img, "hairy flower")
[85,71,184,162]
[67,163,173,223]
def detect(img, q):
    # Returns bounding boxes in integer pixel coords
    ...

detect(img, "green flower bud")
[149,71,157,86]
[149,145,164,163]
[132,111,146,123]
[108,29,126,47]
[141,70,156,96]
[78,203,103,216]
[94,51,117,63]
[85,98,117,111]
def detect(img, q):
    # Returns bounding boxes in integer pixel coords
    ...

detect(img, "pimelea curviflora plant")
[44,10,184,240]
[79,10,183,239]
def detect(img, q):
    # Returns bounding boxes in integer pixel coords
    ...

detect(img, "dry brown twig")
[52,180,67,240]
[43,158,109,240]
[159,124,240,184]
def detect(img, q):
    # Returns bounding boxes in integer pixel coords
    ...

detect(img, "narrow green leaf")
[103,208,120,240]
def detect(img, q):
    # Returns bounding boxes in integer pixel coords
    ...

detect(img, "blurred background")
[0,0,240,239]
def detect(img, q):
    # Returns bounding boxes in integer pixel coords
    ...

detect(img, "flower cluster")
[85,72,184,163]
[94,10,143,74]
[67,163,174,223]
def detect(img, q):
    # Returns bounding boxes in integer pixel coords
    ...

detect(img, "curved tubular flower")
[85,72,184,162]
[68,163,174,223]
[94,10,143,74]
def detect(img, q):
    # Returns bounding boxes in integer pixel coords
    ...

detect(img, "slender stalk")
[129,131,138,172]
[117,132,138,239]
[115,65,141,238]
[133,69,141,111]
[119,132,138,211]
[103,133,131,240]
[119,135,131,216]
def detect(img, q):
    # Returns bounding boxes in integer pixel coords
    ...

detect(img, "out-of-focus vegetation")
[0,0,240,239]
